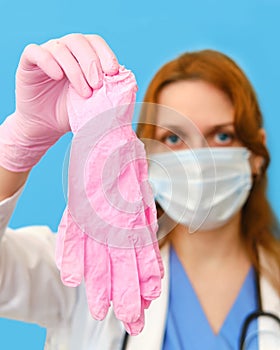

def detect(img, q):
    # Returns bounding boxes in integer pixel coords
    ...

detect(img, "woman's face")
[154,80,243,151]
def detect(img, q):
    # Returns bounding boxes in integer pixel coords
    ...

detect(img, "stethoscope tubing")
[121,270,280,350]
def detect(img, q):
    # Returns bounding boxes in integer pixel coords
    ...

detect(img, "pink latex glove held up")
[0,34,119,171]
[56,67,164,335]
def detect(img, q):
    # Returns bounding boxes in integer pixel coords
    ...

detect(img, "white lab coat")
[0,189,280,350]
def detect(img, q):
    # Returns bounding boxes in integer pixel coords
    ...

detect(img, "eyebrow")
[206,122,235,134]
[155,125,187,134]
[209,122,234,128]
[156,122,235,133]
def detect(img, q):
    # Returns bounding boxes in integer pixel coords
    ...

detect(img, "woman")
[0,33,279,350]
[136,51,280,349]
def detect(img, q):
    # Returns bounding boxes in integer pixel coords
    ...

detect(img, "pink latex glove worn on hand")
[0,34,119,171]
[56,67,164,335]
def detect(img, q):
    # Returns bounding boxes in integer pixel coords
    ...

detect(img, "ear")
[259,128,266,145]
[251,128,266,176]
[251,155,265,176]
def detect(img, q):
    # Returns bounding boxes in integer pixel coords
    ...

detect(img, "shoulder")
[5,225,57,249]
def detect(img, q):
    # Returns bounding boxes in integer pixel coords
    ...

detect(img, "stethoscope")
[121,269,280,350]
[238,269,280,349]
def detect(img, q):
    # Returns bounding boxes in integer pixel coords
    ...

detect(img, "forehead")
[157,80,234,131]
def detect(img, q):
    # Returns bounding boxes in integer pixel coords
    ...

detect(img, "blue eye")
[214,132,233,145]
[165,134,181,145]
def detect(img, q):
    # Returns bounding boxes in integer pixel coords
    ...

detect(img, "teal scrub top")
[163,247,258,350]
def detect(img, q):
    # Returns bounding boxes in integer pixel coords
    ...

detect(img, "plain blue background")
[0,0,280,348]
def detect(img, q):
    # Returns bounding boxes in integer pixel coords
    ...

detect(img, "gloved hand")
[56,68,164,335]
[0,34,119,172]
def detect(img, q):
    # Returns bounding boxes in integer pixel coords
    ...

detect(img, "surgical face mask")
[148,147,253,232]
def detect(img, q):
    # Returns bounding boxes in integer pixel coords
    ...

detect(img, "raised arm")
[0,33,120,326]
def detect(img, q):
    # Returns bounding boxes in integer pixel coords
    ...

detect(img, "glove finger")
[143,299,151,309]
[85,34,119,76]
[60,210,85,287]
[123,297,145,336]
[20,43,64,81]
[42,40,92,98]
[55,208,68,270]
[133,152,164,278]
[140,185,164,278]
[110,246,141,323]
[84,236,110,320]
[135,244,161,301]
[153,241,165,279]
[62,33,103,90]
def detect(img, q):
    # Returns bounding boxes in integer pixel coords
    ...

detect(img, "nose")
[187,135,208,149]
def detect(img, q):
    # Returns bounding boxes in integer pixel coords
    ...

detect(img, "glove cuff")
[0,113,60,172]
